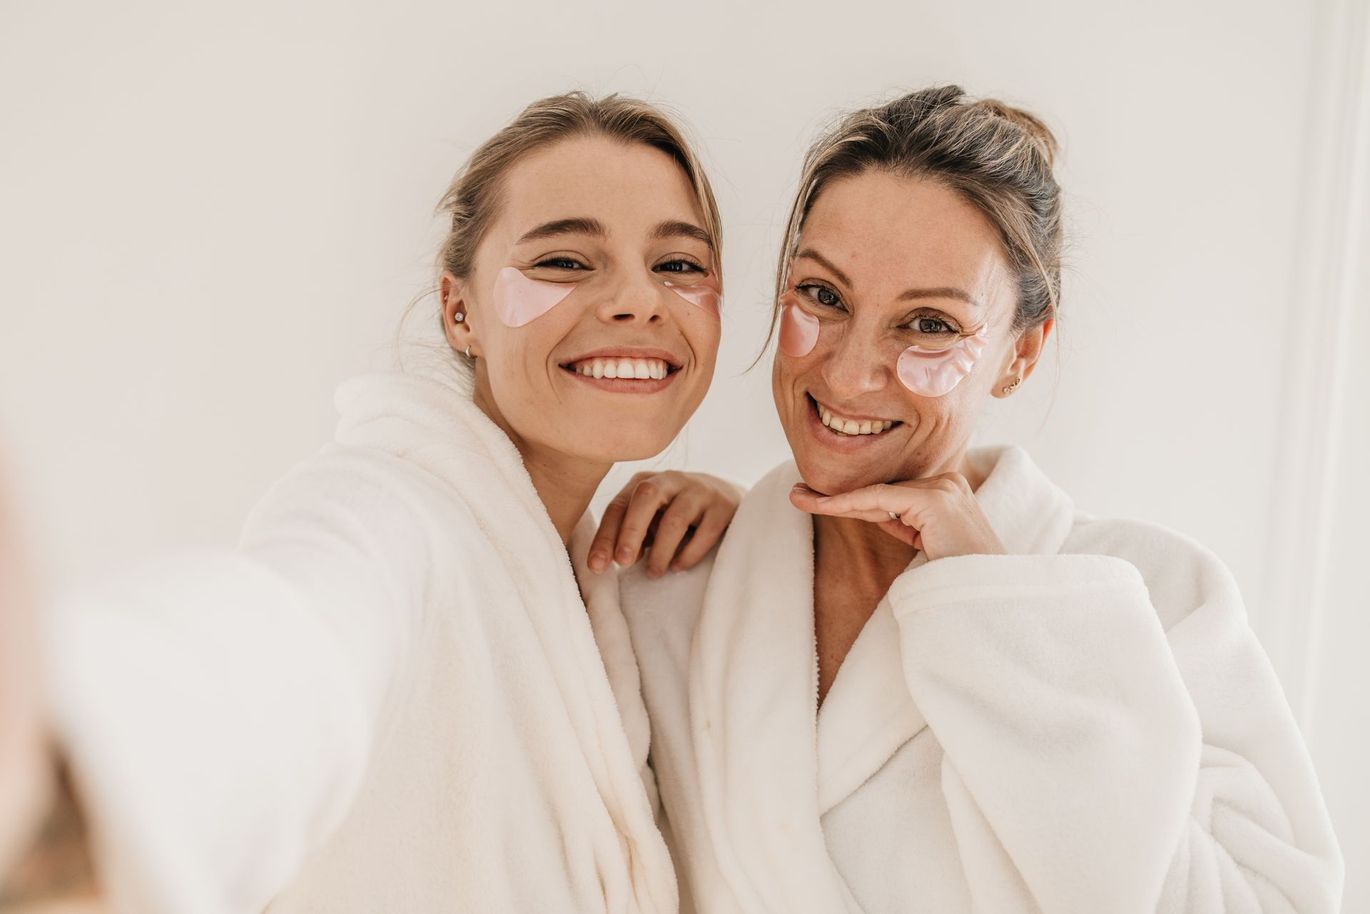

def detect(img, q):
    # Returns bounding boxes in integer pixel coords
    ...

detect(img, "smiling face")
[773,169,1050,494]
[442,135,721,466]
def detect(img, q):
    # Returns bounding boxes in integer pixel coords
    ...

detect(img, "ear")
[994,317,1053,397]
[440,271,478,358]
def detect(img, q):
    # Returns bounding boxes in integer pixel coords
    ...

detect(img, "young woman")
[0,92,738,914]
[608,86,1344,913]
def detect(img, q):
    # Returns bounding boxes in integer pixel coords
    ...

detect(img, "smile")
[558,348,683,394]
[808,394,900,437]
[566,356,673,380]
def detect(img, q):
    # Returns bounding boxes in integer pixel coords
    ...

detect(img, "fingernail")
[588,553,607,573]
[648,567,664,579]
[616,547,634,564]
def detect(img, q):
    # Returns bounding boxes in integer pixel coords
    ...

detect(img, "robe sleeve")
[885,529,1343,913]
[41,445,435,914]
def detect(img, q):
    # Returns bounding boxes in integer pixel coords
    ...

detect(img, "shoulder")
[619,551,716,630]
[1064,514,1244,630]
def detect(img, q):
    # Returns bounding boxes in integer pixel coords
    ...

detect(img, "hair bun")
[973,99,1060,169]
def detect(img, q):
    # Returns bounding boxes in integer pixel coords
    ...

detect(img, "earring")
[454,311,465,323]
[464,346,473,359]
[1002,376,1022,394]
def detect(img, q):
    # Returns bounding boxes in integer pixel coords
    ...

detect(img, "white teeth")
[571,357,671,381]
[815,400,895,437]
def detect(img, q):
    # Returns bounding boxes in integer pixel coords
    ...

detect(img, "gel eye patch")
[895,325,988,397]
[492,267,576,328]
[778,300,820,357]
[663,281,721,316]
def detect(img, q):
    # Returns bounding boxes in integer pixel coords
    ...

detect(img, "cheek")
[492,267,575,328]
[778,302,819,357]
[894,329,989,398]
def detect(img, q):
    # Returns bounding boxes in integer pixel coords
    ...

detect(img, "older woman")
[609,86,1343,913]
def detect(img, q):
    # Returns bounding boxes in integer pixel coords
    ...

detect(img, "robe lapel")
[813,445,1076,814]
[688,462,862,913]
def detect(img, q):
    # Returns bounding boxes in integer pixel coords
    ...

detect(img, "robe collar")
[688,444,1075,910]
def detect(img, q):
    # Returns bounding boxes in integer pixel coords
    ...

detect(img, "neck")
[813,446,986,591]
[473,386,609,546]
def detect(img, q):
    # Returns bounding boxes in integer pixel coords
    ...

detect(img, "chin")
[575,428,677,465]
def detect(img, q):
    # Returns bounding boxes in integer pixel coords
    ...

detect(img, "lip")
[803,392,902,448]
[559,346,684,370]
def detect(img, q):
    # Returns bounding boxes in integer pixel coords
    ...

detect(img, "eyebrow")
[795,247,982,309]
[515,217,713,250]
[516,218,606,245]
[651,219,714,250]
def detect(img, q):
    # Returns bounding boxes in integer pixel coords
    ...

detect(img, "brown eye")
[915,316,953,334]
[535,257,587,271]
[798,283,843,310]
[656,259,705,275]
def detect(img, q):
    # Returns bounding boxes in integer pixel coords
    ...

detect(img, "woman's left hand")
[589,471,743,576]
[790,473,1006,560]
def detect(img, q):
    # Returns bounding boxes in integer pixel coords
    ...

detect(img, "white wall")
[1,0,1364,897]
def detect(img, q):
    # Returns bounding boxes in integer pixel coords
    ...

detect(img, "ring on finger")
[887,510,901,522]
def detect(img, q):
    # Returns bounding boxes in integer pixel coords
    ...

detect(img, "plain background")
[2,0,1366,903]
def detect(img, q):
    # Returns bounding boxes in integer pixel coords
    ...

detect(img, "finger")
[588,497,629,573]
[670,504,732,571]
[614,477,680,567]
[792,483,928,522]
[876,518,919,547]
[645,493,708,577]
[790,486,902,524]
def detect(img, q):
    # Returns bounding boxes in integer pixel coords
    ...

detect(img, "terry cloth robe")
[42,365,676,914]
[620,446,1343,914]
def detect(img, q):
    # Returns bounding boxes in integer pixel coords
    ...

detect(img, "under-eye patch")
[493,267,576,328]
[778,299,820,357]
[663,281,722,316]
[895,325,988,397]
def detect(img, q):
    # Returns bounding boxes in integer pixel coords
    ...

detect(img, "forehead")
[493,135,704,241]
[800,171,1011,302]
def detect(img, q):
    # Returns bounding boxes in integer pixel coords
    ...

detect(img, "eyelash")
[533,257,706,275]
[796,282,960,334]
[534,256,588,271]
[912,316,957,335]
[656,258,706,275]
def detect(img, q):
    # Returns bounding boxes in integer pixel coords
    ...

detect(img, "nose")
[596,267,668,326]
[820,324,888,397]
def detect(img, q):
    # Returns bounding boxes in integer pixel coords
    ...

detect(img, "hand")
[789,473,1005,560]
[589,471,742,577]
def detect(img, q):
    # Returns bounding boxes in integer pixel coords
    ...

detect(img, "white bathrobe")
[620,447,1343,914]
[43,365,676,914]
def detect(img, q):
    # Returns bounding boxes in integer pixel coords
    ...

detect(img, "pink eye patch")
[778,300,820,357]
[895,325,989,397]
[492,267,576,328]
[663,281,721,316]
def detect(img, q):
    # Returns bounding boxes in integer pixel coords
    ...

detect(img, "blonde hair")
[436,91,721,285]
[769,85,1062,345]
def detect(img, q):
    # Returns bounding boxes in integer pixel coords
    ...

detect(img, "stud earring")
[1002,376,1022,394]
[453,311,465,323]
